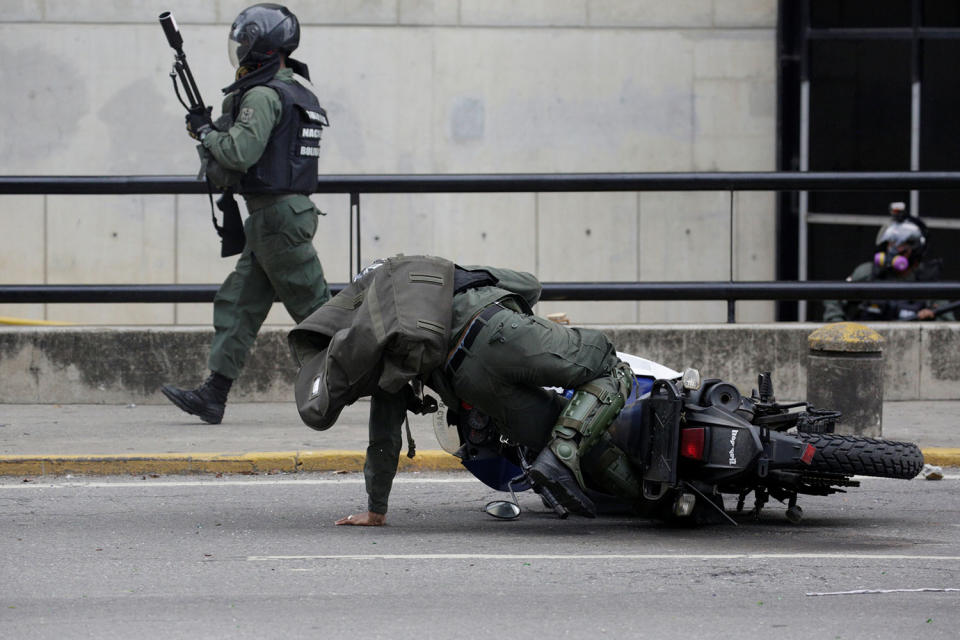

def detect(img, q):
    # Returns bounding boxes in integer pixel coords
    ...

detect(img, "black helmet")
[228,3,300,68]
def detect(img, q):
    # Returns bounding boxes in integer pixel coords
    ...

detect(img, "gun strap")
[205,179,224,238]
[404,414,416,459]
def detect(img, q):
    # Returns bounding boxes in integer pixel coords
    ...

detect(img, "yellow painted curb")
[920,448,960,467]
[0,449,465,476]
[298,450,462,472]
[0,316,72,326]
[0,448,957,477]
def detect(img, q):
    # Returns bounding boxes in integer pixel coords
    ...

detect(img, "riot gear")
[161,3,332,423]
[228,3,300,68]
[874,216,927,271]
[236,77,327,194]
[529,361,635,517]
[822,206,952,322]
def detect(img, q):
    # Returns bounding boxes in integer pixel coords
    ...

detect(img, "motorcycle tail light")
[680,427,706,461]
[800,443,816,465]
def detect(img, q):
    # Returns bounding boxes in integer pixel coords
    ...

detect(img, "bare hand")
[917,308,935,321]
[335,511,386,526]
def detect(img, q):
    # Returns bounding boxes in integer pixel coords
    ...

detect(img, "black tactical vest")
[235,76,328,195]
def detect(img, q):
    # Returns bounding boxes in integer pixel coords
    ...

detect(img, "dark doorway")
[778,0,960,320]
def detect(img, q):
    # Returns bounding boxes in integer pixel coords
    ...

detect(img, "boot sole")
[528,466,597,518]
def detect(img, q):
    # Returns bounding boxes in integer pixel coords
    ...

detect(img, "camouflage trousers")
[208,194,330,380]
[446,306,620,448]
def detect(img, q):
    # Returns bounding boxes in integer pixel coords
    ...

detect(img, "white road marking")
[1,475,957,491]
[806,587,960,596]
[247,553,960,562]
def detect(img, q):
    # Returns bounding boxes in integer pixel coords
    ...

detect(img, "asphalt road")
[1,471,959,639]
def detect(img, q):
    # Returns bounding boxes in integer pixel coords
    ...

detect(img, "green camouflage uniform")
[363,298,618,513]
[361,269,619,515]
[289,258,623,515]
[201,68,330,380]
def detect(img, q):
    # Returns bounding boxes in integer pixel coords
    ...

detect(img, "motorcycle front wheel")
[797,432,924,480]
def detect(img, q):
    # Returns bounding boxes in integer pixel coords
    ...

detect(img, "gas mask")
[873,218,925,274]
[874,248,910,272]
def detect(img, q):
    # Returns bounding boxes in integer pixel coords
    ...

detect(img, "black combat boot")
[528,448,597,517]
[161,372,233,424]
[529,362,634,518]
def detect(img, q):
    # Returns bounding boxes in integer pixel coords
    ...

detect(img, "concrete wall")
[2,323,958,405]
[0,1,778,325]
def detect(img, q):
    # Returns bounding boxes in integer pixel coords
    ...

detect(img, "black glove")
[185,106,215,141]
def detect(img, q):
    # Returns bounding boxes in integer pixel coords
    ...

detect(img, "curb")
[919,448,960,468]
[0,448,958,477]
[0,449,464,477]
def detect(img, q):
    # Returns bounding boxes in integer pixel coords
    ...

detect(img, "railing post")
[350,191,361,277]
[728,190,736,323]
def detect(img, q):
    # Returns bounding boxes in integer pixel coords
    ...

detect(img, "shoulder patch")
[239,107,255,124]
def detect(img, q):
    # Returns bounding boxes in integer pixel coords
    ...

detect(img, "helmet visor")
[228,36,241,69]
[875,220,922,250]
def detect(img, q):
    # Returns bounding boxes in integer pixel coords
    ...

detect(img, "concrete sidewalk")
[0,400,958,476]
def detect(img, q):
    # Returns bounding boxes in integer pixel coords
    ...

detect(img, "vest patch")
[299,145,321,157]
[301,127,323,138]
[304,109,328,125]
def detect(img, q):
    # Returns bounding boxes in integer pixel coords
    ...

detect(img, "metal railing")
[3,171,960,322]
[1,281,959,304]
[6,171,960,194]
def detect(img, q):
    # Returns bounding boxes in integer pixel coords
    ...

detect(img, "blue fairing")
[461,456,531,492]
[633,376,655,398]
[607,375,653,440]
[468,375,656,494]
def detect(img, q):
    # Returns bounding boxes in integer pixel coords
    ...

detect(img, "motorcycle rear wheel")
[797,432,923,479]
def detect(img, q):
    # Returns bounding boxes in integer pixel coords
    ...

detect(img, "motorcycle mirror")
[484,500,521,520]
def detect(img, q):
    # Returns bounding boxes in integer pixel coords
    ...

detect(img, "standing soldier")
[162,4,332,424]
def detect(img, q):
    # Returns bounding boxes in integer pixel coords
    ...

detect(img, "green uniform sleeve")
[932,302,957,321]
[202,86,282,172]
[364,388,407,514]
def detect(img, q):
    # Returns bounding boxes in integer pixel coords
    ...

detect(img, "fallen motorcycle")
[432,353,924,524]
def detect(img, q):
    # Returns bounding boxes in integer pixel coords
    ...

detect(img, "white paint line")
[0,477,476,490]
[247,553,960,562]
[2,475,957,491]
[806,587,960,597]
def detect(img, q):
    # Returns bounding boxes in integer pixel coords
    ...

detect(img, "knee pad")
[581,433,641,501]
[553,364,631,451]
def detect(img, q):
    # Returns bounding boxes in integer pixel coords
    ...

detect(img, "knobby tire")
[797,432,923,480]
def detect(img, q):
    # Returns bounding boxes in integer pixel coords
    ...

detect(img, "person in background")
[822,202,954,322]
